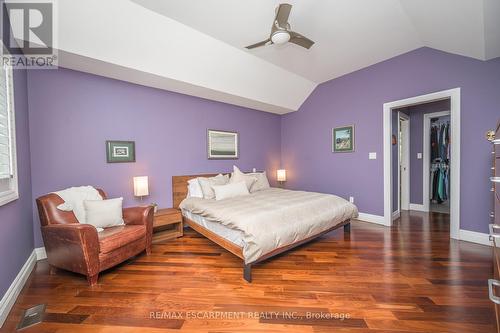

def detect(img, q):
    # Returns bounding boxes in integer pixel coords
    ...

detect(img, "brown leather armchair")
[36,189,154,286]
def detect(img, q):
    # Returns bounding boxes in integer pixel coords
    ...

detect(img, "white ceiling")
[133,0,423,83]
[134,0,500,83]
[49,0,499,114]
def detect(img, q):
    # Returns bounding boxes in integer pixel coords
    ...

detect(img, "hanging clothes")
[430,163,449,204]
[430,118,450,205]
[430,120,450,162]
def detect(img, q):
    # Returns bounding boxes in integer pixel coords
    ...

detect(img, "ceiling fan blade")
[289,31,315,49]
[245,38,271,49]
[275,3,292,29]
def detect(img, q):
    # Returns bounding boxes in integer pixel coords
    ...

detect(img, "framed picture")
[332,125,355,152]
[207,129,239,159]
[106,140,136,163]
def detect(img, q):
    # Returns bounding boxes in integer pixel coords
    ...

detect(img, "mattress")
[182,209,245,247]
[180,188,358,263]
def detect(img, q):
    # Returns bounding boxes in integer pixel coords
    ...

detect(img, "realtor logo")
[1,0,57,69]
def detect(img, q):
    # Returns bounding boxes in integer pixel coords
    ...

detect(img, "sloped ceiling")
[50,0,499,114]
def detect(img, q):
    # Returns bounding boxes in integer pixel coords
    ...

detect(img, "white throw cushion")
[230,166,257,191]
[187,178,203,198]
[248,171,270,193]
[83,197,125,229]
[198,174,230,199]
[212,181,249,201]
[54,186,103,224]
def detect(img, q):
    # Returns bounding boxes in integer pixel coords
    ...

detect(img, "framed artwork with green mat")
[332,126,355,152]
[106,140,135,163]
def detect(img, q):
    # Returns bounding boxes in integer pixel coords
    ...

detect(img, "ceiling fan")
[245,3,314,50]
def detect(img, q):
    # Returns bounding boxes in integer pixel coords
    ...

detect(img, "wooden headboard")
[172,173,219,209]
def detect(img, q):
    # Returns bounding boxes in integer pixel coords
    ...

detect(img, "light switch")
[252,168,256,172]
[369,152,377,160]
[417,153,422,159]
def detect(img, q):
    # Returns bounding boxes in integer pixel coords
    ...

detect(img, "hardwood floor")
[1,211,495,332]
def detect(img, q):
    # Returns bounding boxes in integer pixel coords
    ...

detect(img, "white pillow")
[198,174,229,199]
[212,181,249,201]
[83,197,125,229]
[230,166,257,191]
[54,186,103,224]
[187,178,203,198]
[248,171,270,193]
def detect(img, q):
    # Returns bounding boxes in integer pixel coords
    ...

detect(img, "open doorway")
[391,111,410,220]
[383,88,460,239]
[393,100,451,216]
[424,111,451,214]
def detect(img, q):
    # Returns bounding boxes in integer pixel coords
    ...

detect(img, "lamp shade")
[277,169,287,182]
[133,176,149,197]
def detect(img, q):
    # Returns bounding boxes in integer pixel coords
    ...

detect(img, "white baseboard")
[409,203,428,212]
[459,229,492,246]
[356,212,388,226]
[392,210,400,221]
[35,247,46,260]
[0,250,37,327]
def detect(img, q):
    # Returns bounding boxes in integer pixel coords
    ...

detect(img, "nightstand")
[152,208,183,244]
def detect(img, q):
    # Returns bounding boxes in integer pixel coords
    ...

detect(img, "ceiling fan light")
[271,31,290,45]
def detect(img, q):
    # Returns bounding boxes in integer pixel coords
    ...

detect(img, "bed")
[173,174,358,282]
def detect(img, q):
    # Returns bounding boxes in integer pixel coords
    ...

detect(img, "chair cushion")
[98,225,146,254]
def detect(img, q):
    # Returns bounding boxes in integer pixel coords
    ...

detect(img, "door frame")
[423,110,451,213]
[383,88,460,240]
[398,112,410,212]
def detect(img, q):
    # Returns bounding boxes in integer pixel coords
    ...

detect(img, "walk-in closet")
[429,115,450,213]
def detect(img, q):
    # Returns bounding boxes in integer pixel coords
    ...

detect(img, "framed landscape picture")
[207,129,239,159]
[332,125,355,152]
[106,140,136,163]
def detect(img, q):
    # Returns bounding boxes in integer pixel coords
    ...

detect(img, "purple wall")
[0,68,34,297]
[398,100,451,205]
[282,47,500,233]
[28,68,281,247]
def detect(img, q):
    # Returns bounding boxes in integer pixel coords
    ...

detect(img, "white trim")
[423,110,451,212]
[383,101,392,226]
[0,190,19,207]
[356,212,388,226]
[0,64,19,207]
[396,113,400,213]
[383,88,460,240]
[0,250,36,327]
[35,247,47,260]
[392,210,400,221]
[409,203,428,212]
[459,230,492,246]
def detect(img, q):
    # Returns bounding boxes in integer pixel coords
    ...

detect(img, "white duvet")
[180,188,358,263]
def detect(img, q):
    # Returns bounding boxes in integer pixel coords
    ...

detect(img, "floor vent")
[17,304,46,331]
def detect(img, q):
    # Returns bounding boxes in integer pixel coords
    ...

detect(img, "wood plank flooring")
[1,211,495,332]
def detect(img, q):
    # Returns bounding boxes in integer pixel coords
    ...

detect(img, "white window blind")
[0,64,13,180]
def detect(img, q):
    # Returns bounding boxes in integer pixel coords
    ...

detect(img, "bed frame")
[172,174,351,282]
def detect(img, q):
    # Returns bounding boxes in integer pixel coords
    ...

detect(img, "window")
[0,63,18,206]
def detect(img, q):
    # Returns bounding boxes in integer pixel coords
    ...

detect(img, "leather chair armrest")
[123,206,154,254]
[41,224,100,277]
[123,206,154,226]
